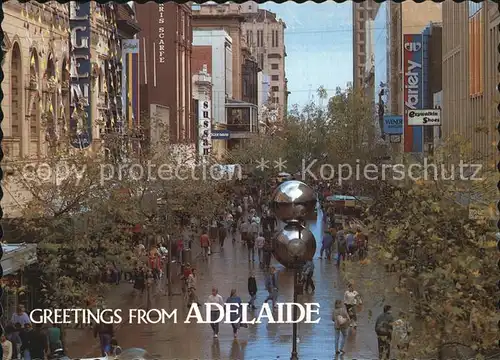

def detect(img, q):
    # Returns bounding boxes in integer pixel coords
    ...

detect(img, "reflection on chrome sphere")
[272,180,316,222]
[273,226,316,269]
[116,348,155,360]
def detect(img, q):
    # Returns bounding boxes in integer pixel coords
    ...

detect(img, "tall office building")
[441,2,499,162]
[240,2,287,122]
[352,0,379,91]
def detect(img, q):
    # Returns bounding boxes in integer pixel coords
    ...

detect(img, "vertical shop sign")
[158,4,165,63]
[69,1,92,149]
[403,34,423,153]
[198,100,212,159]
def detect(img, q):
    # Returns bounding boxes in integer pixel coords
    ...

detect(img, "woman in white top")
[343,283,361,329]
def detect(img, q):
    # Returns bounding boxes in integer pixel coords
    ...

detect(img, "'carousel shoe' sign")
[69,2,92,149]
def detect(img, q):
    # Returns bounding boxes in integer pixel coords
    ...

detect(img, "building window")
[272,97,279,104]
[260,53,264,69]
[10,42,22,138]
[469,3,484,96]
[271,75,279,81]
[257,30,263,47]
[29,49,40,138]
[271,86,279,92]
[271,63,279,70]
[181,12,185,40]
[271,30,279,47]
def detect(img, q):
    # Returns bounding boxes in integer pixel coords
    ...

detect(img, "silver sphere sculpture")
[271,180,317,269]
[271,180,316,222]
[274,225,316,269]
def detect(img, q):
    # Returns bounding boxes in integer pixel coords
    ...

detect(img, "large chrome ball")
[271,180,316,222]
[273,225,316,269]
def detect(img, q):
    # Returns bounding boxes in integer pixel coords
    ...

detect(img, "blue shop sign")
[383,115,403,135]
[211,130,231,140]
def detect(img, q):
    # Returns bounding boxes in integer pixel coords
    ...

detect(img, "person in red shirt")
[200,231,210,260]
[176,239,184,262]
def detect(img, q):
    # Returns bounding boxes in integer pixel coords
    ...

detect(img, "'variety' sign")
[403,34,423,153]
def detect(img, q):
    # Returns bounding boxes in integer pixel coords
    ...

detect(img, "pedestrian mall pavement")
[68,234,392,360]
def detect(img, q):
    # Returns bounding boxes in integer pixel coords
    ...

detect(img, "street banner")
[403,34,424,153]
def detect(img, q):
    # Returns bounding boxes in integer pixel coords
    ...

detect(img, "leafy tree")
[4,115,232,308]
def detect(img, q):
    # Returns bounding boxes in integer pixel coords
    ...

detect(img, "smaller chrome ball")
[273,225,317,269]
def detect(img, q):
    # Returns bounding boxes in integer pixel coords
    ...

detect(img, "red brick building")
[135,3,194,146]
[192,46,212,76]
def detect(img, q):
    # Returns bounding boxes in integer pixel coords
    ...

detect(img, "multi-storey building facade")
[1,1,130,217]
[135,3,194,157]
[240,3,287,121]
[191,3,259,153]
[360,2,441,157]
[192,3,244,101]
[441,2,499,164]
[352,0,379,91]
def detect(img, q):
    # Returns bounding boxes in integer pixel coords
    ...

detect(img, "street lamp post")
[271,180,317,360]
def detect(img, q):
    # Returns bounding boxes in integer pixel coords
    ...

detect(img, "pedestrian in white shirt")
[1,334,12,360]
[207,287,225,338]
[343,283,361,329]
[255,233,265,266]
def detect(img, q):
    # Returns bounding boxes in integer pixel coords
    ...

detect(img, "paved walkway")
[67,232,396,359]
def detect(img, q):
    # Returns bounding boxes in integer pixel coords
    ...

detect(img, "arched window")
[29,49,40,139]
[10,42,22,138]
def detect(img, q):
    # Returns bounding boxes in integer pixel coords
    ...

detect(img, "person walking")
[319,229,333,259]
[332,299,350,356]
[22,324,47,360]
[264,267,279,309]
[302,260,315,293]
[94,320,114,356]
[355,229,368,261]
[1,333,13,360]
[240,219,250,245]
[255,233,265,267]
[343,283,361,329]
[187,269,200,308]
[5,325,20,360]
[393,311,413,358]
[336,229,347,268]
[46,324,62,354]
[200,230,210,260]
[207,287,225,338]
[247,272,258,309]
[263,238,272,270]
[375,305,395,360]
[247,230,256,262]
[346,230,357,260]
[226,289,243,339]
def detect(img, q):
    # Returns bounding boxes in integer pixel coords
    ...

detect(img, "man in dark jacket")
[336,229,347,267]
[247,272,258,309]
[22,323,48,360]
[375,305,395,360]
[94,321,114,356]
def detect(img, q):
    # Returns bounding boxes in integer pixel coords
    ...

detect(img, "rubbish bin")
[182,248,192,265]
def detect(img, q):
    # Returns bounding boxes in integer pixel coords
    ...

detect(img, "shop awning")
[1,243,37,276]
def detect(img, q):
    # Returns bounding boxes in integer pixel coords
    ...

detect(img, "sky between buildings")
[262,2,353,109]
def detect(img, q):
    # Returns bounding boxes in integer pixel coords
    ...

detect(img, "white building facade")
[192,29,233,126]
